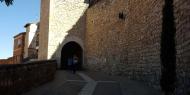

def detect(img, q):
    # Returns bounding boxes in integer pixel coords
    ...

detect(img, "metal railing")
[0,60,57,95]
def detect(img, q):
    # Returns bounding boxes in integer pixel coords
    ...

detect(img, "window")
[36,34,39,46]
[17,39,22,47]
[14,39,18,48]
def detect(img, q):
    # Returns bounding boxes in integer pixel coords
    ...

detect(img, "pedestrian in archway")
[72,55,78,74]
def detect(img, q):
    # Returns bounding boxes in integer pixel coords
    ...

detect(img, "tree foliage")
[160,0,176,94]
[0,0,13,6]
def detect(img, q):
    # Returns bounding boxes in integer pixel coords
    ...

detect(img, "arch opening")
[61,41,83,70]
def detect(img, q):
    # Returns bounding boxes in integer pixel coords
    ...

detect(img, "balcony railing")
[0,60,57,95]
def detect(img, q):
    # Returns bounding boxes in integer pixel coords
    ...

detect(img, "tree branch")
[0,0,13,6]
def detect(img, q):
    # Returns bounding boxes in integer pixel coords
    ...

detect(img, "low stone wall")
[0,60,57,95]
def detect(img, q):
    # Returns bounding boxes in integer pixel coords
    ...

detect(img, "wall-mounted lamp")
[119,12,126,20]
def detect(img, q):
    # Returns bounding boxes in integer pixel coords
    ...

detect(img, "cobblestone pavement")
[22,70,161,95]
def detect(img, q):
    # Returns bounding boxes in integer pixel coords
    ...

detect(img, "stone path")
[22,70,161,95]
[78,73,97,95]
[22,71,85,95]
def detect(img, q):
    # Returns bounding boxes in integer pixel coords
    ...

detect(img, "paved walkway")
[22,70,161,95]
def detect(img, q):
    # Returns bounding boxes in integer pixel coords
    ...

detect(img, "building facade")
[13,32,26,64]
[24,23,39,61]
[0,33,26,64]
[0,22,39,64]
[0,59,7,64]
[38,0,190,94]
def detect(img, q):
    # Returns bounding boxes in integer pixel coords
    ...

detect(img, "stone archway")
[61,41,83,70]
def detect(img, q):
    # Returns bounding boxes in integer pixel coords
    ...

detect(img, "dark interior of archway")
[61,42,83,70]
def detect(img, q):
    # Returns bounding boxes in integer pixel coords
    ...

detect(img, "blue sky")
[0,0,40,59]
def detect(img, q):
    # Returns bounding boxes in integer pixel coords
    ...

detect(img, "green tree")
[160,0,176,95]
[0,0,13,6]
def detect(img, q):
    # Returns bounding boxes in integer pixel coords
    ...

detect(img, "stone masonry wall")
[86,0,163,88]
[39,0,88,62]
[38,0,190,94]
[46,0,89,67]
[86,0,190,94]
[174,0,190,94]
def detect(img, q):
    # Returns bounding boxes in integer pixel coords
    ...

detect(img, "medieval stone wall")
[174,0,190,94]
[39,0,89,67]
[86,0,163,88]
[38,0,190,94]
[86,0,190,94]
[48,0,89,68]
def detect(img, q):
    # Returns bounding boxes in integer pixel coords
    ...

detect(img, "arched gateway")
[61,41,83,70]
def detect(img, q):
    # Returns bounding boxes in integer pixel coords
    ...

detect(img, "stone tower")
[39,0,89,68]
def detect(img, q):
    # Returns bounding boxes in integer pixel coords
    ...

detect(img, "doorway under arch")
[61,41,83,70]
